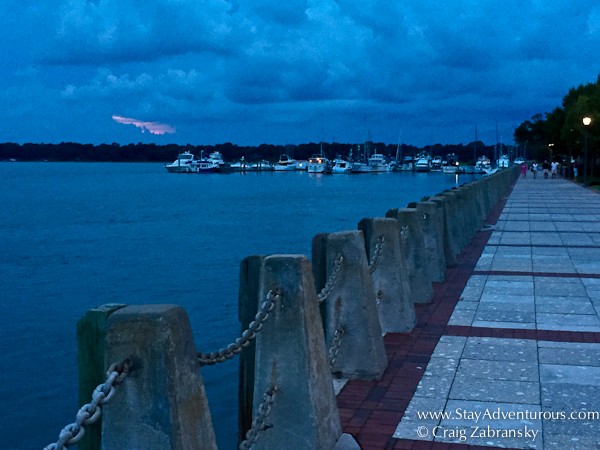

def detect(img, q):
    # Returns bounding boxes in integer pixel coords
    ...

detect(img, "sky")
[1,1,600,147]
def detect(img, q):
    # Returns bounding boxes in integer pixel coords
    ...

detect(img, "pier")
[45,168,600,449]
[338,175,600,449]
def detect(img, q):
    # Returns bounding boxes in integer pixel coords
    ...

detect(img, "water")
[0,162,479,449]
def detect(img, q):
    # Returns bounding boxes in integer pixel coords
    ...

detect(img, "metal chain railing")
[368,236,385,274]
[197,289,280,366]
[44,358,131,450]
[328,323,345,368]
[317,254,344,303]
[400,225,409,242]
[238,384,278,450]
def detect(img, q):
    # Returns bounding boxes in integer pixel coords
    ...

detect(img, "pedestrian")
[551,161,558,179]
[573,160,578,179]
[532,161,538,179]
[542,160,550,179]
[521,162,527,178]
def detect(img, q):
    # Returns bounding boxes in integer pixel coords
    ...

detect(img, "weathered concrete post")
[103,304,217,450]
[458,183,482,239]
[385,208,433,304]
[357,217,416,333]
[251,254,342,450]
[430,194,458,268]
[238,255,264,444]
[77,304,126,450]
[412,200,446,282]
[312,230,388,380]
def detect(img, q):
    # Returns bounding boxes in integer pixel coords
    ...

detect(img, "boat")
[307,154,331,173]
[430,155,443,171]
[206,151,233,173]
[474,156,491,174]
[497,154,510,168]
[273,155,298,171]
[295,160,308,171]
[366,152,392,172]
[230,157,251,171]
[442,153,459,174]
[165,151,197,173]
[331,158,352,174]
[350,161,371,173]
[394,155,414,171]
[249,160,274,171]
[414,152,432,172]
[190,160,219,173]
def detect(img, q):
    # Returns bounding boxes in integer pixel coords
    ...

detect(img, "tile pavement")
[336,175,600,449]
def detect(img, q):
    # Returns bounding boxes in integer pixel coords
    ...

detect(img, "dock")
[337,175,600,449]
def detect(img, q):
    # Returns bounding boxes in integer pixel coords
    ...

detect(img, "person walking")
[551,160,559,179]
[532,161,538,179]
[542,160,550,179]
[521,162,527,178]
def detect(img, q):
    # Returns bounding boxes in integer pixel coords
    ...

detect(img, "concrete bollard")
[312,230,388,380]
[413,201,446,282]
[238,255,264,444]
[385,208,433,304]
[103,304,217,450]
[430,194,458,268]
[251,254,342,450]
[77,304,127,450]
[458,183,482,238]
[358,217,416,333]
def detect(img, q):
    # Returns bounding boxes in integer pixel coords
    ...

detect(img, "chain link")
[238,384,277,450]
[400,225,409,242]
[198,290,280,366]
[368,236,384,274]
[44,358,131,450]
[317,254,344,303]
[328,324,345,368]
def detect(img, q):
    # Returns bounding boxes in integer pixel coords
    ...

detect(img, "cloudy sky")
[2,1,599,147]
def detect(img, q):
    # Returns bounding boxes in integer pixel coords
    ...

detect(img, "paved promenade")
[336,175,600,449]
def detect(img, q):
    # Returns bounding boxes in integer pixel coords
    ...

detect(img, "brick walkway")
[336,175,600,449]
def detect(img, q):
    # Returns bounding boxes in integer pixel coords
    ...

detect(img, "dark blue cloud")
[1,0,599,146]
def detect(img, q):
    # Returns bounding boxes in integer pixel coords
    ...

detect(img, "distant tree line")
[514,73,600,176]
[1,140,506,165]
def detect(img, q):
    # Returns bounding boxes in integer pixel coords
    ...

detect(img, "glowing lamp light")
[583,117,592,126]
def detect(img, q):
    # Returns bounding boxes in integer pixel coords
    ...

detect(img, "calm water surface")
[0,162,480,449]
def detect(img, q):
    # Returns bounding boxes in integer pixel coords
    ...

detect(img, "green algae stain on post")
[76,303,127,450]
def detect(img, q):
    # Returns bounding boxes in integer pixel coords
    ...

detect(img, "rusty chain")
[368,236,384,274]
[317,254,344,303]
[197,289,280,366]
[238,384,277,450]
[44,358,131,450]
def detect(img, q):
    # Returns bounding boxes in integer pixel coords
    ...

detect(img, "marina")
[165,150,514,175]
[0,162,484,450]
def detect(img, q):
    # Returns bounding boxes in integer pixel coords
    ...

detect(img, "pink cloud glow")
[112,115,176,135]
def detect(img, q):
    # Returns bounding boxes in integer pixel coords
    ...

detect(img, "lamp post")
[583,116,592,185]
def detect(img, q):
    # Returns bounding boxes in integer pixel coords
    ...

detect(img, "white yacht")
[331,158,351,174]
[442,153,459,174]
[165,151,196,173]
[307,154,330,173]
[367,153,392,172]
[474,156,492,173]
[414,152,432,172]
[497,154,510,168]
[273,155,298,171]
[430,155,443,171]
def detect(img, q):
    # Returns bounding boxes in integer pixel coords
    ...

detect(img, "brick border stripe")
[472,270,600,279]
[336,182,517,449]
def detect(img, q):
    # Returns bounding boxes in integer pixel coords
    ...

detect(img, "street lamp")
[583,116,592,185]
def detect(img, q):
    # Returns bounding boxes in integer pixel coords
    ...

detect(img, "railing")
[45,167,519,450]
